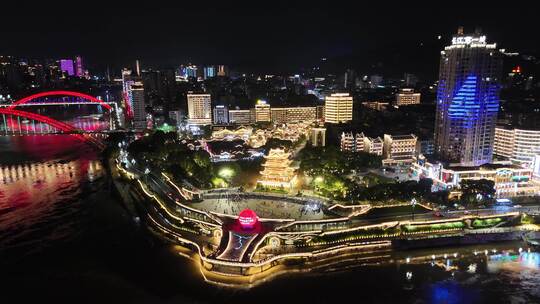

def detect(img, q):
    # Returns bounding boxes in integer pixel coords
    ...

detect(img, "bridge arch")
[0,108,105,149]
[0,108,75,132]
[8,90,112,111]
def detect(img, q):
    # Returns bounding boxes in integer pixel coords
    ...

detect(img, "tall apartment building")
[325,93,353,123]
[434,28,503,166]
[131,82,146,129]
[187,93,212,126]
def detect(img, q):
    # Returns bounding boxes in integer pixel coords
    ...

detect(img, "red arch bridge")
[0,91,120,148]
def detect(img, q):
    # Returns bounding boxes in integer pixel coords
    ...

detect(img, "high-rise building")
[217,65,229,77]
[60,59,74,76]
[122,68,140,119]
[434,28,503,166]
[187,93,212,126]
[75,56,84,77]
[213,105,229,124]
[131,81,146,129]
[325,93,353,124]
[203,66,216,79]
[184,65,198,78]
[395,88,421,106]
[254,100,271,122]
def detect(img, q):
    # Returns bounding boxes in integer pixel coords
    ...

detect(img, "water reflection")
[0,135,103,253]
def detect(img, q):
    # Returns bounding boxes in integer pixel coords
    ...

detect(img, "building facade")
[411,157,539,197]
[228,109,253,125]
[494,126,540,166]
[270,106,318,124]
[187,93,212,126]
[257,148,297,189]
[434,28,503,166]
[340,132,383,156]
[60,59,74,76]
[213,105,229,125]
[131,82,146,129]
[325,93,353,124]
[361,101,389,111]
[382,134,418,165]
[254,100,271,122]
[395,88,421,106]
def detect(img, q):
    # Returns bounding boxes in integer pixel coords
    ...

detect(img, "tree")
[460,179,495,206]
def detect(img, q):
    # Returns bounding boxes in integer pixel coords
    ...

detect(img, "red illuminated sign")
[238,209,258,229]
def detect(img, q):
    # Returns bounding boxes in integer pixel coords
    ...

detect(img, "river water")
[1,135,539,303]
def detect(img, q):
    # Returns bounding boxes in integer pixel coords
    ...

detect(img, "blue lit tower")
[434,27,503,166]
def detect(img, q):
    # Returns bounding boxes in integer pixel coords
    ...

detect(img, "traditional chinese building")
[257,148,297,189]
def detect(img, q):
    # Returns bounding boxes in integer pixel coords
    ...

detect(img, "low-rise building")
[213,105,229,124]
[255,100,271,122]
[364,136,383,156]
[228,109,253,125]
[361,101,389,111]
[340,132,367,152]
[395,88,421,106]
[270,106,318,124]
[382,134,418,165]
[411,156,539,197]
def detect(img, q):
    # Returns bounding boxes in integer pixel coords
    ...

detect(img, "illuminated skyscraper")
[187,93,212,126]
[60,59,74,76]
[325,93,353,124]
[203,66,216,79]
[122,69,136,119]
[217,65,229,77]
[434,28,503,166]
[75,56,84,77]
[131,82,146,129]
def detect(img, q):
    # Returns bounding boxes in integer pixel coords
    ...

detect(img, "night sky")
[1,3,538,78]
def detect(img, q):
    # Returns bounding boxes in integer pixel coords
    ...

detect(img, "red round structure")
[238,209,258,230]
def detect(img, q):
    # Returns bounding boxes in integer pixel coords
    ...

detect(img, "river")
[1,135,539,303]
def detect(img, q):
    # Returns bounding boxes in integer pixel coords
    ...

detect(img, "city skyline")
[3,6,540,303]
[1,5,539,78]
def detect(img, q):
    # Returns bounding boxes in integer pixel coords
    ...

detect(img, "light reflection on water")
[0,135,104,253]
